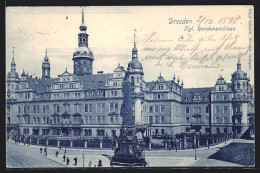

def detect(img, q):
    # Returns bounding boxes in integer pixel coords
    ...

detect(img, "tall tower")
[42,49,51,79]
[231,57,250,136]
[73,8,94,76]
[126,30,144,125]
[7,47,19,99]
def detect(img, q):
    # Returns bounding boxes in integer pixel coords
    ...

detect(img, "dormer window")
[159,85,164,90]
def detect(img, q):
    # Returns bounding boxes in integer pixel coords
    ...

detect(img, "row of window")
[142,116,165,124]
[144,105,165,113]
[185,106,210,114]
[215,106,229,114]
[18,102,121,114]
[17,115,120,125]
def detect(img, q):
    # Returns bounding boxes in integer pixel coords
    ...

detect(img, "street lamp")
[82,152,85,168]
[194,133,197,160]
[45,141,48,156]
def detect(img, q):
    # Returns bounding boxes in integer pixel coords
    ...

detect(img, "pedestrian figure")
[66,157,70,165]
[65,148,66,153]
[40,148,42,153]
[63,154,66,162]
[74,157,78,166]
[45,148,48,156]
[56,151,58,157]
[98,159,102,167]
[44,147,47,153]
[88,161,92,167]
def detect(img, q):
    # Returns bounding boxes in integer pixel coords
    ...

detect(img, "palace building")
[6,9,254,146]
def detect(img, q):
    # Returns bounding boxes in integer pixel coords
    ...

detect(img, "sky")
[6,6,254,88]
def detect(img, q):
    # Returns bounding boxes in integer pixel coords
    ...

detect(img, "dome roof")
[44,55,49,62]
[132,47,138,52]
[73,47,93,59]
[232,69,247,79]
[7,70,19,79]
[11,60,15,66]
[128,58,143,70]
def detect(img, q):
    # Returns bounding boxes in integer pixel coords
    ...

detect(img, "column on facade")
[29,128,33,135]
[183,135,187,149]
[39,128,42,135]
[85,141,87,149]
[149,140,152,151]
[57,140,60,148]
[100,139,103,149]
[70,141,73,148]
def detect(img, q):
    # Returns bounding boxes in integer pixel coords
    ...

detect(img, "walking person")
[40,148,42,153]
[74,157,78,166]
[66,157,70,165]
[63,154,66,162]
[98,159,102,167]
[55,151,58,157]
[88,161,92,167]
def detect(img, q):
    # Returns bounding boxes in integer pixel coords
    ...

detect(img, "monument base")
[110,156,147,167]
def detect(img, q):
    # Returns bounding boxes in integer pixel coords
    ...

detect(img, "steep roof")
[75,73,113,90]
[182,87,212,103]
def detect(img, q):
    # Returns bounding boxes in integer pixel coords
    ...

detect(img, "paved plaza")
[6,138,254,168]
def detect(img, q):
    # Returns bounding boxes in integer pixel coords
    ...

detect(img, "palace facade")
[6,9,254,144]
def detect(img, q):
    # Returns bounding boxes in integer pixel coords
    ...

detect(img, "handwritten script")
[141,32,248,69]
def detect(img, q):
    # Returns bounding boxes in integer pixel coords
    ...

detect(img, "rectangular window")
[85,104,93,112]
[89,116,92,124]
[155,116,159,124]
[194,107,201,113]
[160,106,165,112]
[224,106,228,113]
[224,95,228,100]
[97,116,101,124]
[18,106,21,113]
[149,106,153,113]
[155,129,159,135]
[155,105,159,113]
[102,103,105,112]
[43,105,46,113]
[74,104,77,112]
[161,116,165,123]
[102,116,105,124]
[149,116,153,124]
[110,116,114,124]
[97,103,100,112]
[161,129,165,134]
[46,105,50,113]
[115,116,119,124]
[57,105,60,113]
[216,106,220,113]
[186,117,190,123]
[37,105,40,113]
[110,103,114,112]
[115,102,119,112]
[33,105,36,113]
[185,107,189,113]
[216,117,220,123]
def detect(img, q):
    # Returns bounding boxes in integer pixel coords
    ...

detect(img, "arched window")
[243,82,245,88]
[137,77,139,83]
[237,82,240,89]
[131,76,134,86]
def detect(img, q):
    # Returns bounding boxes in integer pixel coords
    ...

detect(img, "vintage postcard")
[6,6,254,168]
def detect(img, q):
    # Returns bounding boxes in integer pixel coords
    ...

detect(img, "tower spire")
[11,47,16,70]
[45,48,47,56]
[82,7,85,24]
[134,29,136,47]
[237,53,241,70]
[12,47,15,61]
